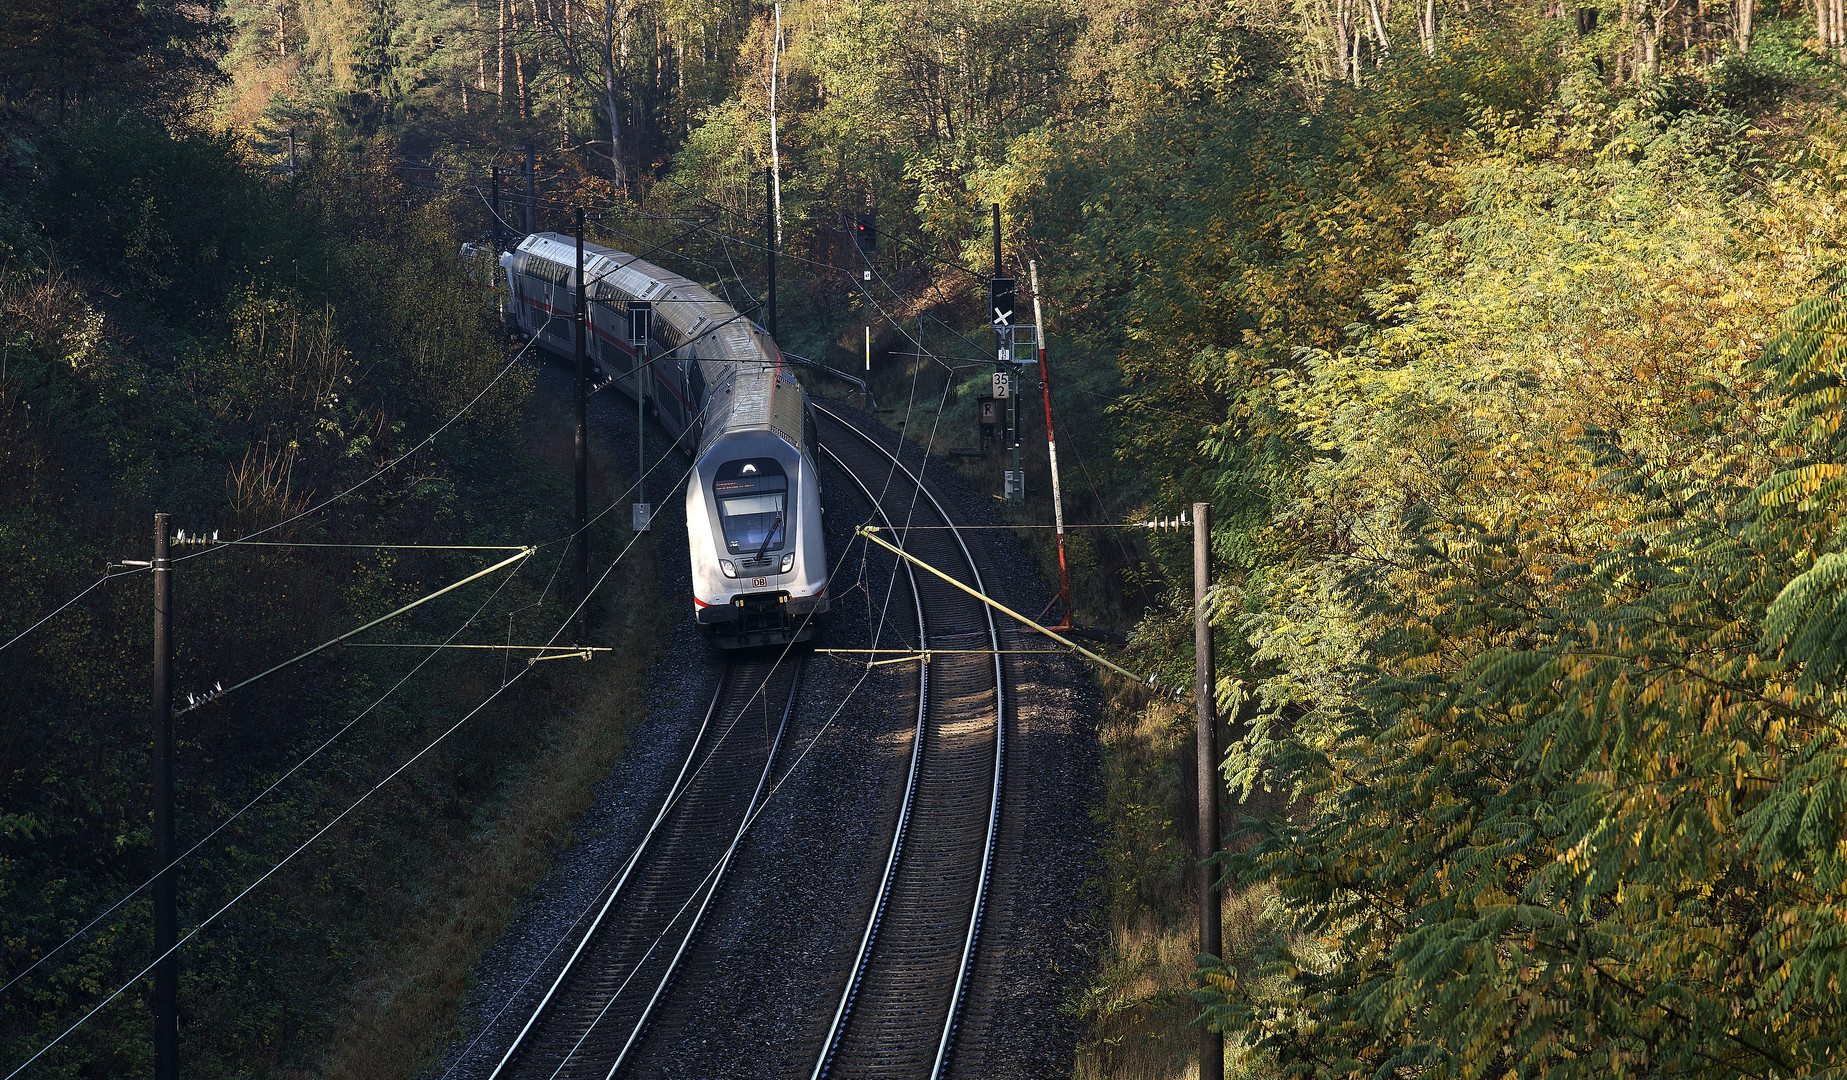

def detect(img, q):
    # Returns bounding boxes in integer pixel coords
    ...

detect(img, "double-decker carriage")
[497,232,827,648]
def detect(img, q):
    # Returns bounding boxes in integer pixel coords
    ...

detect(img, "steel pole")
[994,203,1021,498]
[1194,502,1223,1080]
[992,202,1002,279]
[638,340,647,520]
[523,144,535,235]
[152,513,177,1080]
[1030,261,1069,626]
[574,209,589,635]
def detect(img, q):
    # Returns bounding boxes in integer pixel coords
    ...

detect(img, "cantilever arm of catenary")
[177,548,535,714]
[854,527,1184,698]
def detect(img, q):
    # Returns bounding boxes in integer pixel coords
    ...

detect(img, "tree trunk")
[1421,0,1437,55]
[1348,0,1363,85]
[513,0,530,120]
[603,0,627,184]
[498,0,508,109]
[768,2,783,247]
[1735,0,1753,52]
[1367,0,1392,57]
[1328,0,1354,85]
[1644,0,1658,75]
[564,0,573,144]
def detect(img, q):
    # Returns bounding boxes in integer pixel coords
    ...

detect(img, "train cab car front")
[689,451,828,648]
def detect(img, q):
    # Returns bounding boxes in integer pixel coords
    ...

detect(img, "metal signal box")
[977,395,998,451]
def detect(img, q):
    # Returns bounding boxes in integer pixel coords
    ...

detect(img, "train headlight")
[719,559,738,578]
[779,552,796,574]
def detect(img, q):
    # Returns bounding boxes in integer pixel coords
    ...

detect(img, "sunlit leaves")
[1205,111,1847,1080]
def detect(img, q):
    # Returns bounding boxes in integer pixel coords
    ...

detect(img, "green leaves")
[1198,75,1847,1077]
[1760,551,1847,692]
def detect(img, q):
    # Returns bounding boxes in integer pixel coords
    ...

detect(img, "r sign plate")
[752,577,768,588]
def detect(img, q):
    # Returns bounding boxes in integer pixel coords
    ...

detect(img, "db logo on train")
[752,577,768,588]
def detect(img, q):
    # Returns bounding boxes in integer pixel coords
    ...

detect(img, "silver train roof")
[510,233,800,458]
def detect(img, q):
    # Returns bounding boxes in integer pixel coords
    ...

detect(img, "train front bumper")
[695,588,827,647]
[694,588,829,624]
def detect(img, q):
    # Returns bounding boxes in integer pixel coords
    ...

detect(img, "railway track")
[483,655,802,1080]
[474,402,1015,1078]
[808,405,1007,1080]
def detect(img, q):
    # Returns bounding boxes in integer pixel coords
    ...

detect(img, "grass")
[1072,687,1284,1080]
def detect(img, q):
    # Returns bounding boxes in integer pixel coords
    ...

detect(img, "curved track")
[809,405,1006,1080]
[485,657,802,1080]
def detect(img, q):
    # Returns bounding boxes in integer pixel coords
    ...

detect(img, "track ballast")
[808,405,1007,1080]
[483,656,801,1080]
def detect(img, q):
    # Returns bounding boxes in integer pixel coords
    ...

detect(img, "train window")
[713,459,788,553]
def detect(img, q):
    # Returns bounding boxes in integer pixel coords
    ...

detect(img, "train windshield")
[713,459,789,553]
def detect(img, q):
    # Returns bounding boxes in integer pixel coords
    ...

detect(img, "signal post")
[990,204,1027,503]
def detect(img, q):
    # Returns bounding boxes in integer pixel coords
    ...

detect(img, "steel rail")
[603,659,803,1075]
[484,666,731,1080]
[808,404,1006,1080]
[486,656,802,1080]
[807,441,931,1080]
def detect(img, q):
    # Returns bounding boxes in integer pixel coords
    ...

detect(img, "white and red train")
[496,232,828,648]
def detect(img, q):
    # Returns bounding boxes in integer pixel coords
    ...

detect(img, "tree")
[1199,90,1847,1079]
[527,0,637,179]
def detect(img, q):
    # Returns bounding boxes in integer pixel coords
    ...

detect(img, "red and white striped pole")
[1029,260,1071,630]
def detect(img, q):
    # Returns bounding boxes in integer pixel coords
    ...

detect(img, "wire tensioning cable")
[0,566,146,655]
[175,549,534,716]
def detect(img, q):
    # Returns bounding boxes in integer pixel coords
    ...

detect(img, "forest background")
[5,0,1847,1073]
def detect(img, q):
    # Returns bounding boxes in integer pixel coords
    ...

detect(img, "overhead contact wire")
[1,457,698,1080]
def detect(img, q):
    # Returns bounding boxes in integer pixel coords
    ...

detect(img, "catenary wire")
[473,172,1162,630]
[0,566,147,655]
[454,420,932,1079]
[447,323,940,1079]
[4,166,961,1060]
[486,373,965,1074]
[0,555,531,998]
[3,263,706,992]
[173,318,554,567]
[0,455,700,1080]
[2,301,556,657]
